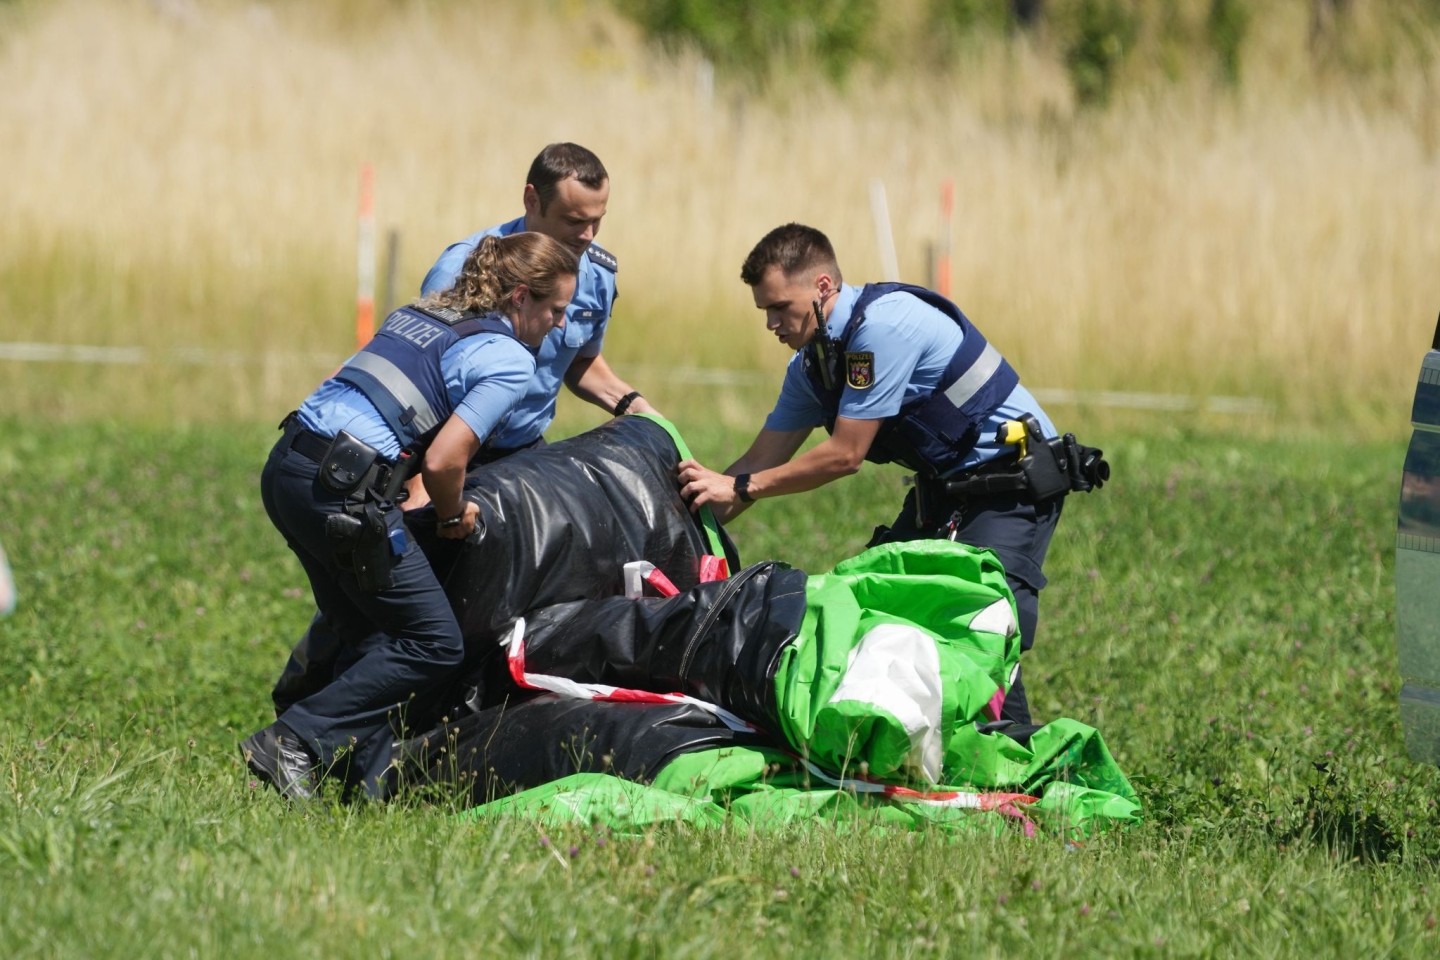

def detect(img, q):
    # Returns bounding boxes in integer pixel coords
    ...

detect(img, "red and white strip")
[800,759,1040,836]
[501,618,756,733]
[501,600,1040,835]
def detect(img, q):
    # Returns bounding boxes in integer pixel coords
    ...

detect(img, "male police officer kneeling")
[679,223,1105,744]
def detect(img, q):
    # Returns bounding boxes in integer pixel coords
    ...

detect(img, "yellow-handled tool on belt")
[996,419,1030,461]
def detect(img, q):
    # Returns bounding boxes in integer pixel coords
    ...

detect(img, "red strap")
[643,567,680,597]
[698,555,729,582]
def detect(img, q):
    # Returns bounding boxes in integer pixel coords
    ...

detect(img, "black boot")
[998,669,1041,746]
[240,721,320,800]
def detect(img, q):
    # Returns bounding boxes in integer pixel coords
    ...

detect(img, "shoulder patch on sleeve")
[586,244,618,273]
[846,351,876,389]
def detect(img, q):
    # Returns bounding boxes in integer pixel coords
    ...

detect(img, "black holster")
[324,500,398,594]
[312,428,418,503]
[350,501,397,593]
[317,431,383,497]
[280,413,410,593]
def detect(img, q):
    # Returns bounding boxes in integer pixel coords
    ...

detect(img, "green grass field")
[4,3,1440,950]
[1,415,1436,957]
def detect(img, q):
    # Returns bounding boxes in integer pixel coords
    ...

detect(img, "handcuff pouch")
[318,431,381,497]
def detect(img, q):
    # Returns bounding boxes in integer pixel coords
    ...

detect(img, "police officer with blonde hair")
[242,232,578,800]
[270,143,656,720]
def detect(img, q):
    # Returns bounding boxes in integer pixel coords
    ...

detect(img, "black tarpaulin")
[397,415,739,718]
[397,694,763,804]
[414,415,738,647]
[518,561,809,731]
[393,418,808,795]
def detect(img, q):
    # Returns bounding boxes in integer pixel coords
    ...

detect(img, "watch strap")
[734,473,754,503]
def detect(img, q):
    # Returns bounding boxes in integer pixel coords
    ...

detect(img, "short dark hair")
[526,143,608,213]
[740,223,842,287]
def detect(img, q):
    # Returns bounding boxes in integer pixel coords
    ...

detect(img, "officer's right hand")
[677,459,742,521]
[436,501,481,540]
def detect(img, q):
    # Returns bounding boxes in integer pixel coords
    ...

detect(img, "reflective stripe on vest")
[943,340,1005,411]
[343,350,443,437]
[335,306,521,449]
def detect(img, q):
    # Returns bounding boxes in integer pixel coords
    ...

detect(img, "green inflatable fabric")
[462,541,1139,836]
[776,539,1021,784]
[462,727,1139,837]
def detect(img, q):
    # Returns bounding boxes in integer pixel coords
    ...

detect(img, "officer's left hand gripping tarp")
[392,415,1139,834]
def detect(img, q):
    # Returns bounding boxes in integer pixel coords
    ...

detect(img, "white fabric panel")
[827,623,945,782]
[968,598,1017,638]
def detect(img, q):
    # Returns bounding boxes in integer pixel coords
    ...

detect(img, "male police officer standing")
[420,141,657,448]
[679,223,1104,743]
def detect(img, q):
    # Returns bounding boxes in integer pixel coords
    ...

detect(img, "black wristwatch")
[733,473,754,503]
[613,391,643,416]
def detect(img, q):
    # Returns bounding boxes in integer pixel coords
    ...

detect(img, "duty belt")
[282,417,400,500]
[911,417,1109,531]
[912,459,1041,532]
[937,458,1032,499]
[919,428,1108,508]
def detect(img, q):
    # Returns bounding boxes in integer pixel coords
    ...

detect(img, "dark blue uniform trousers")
[870,488,1063,733]
[270,438,546,719]
[260,436,464,795]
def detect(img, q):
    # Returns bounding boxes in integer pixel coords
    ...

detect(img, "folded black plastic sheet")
[278,417,739,728]
[397,694,765,804]
[518,561,809,732]
[410,416,738,647]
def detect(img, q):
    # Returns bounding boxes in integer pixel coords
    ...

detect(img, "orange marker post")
[355,163,376,348]
[937,179,954,298]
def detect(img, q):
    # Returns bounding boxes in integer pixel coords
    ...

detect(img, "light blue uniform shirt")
[296,316,536,461]
[420,216,617,447]
[763,284,1055,472]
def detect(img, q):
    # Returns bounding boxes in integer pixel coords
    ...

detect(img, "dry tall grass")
[1,0,1437,433]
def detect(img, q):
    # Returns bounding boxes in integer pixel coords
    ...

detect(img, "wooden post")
[937,179,954,298]
[869,178,900,281]
[381,228,401,318]
[355,163,376,348]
